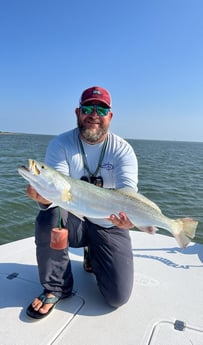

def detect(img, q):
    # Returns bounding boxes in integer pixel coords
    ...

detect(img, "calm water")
[0,133,202,245]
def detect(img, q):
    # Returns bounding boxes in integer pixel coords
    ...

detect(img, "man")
[26,86,140,319]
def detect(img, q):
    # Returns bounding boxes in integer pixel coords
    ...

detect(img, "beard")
[77,119,108,143]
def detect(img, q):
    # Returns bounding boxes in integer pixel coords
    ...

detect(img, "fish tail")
[173,218,198,248]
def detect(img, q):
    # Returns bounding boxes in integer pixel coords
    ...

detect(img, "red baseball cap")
[80,86,112,107]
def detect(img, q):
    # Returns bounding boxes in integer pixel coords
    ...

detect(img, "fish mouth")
[19,160,40,176]
[20,165,30,172]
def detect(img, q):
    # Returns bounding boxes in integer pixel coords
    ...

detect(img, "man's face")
[76,101,113,143]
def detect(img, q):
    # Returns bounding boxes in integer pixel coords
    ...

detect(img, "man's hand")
[108,212,135,229]
[26,185,51,205]
[109,212,157,233]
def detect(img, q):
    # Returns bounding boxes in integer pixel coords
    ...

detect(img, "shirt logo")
[101,163,114,171]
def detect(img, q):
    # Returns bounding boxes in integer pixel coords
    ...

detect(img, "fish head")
[18,159,50,182]
[18,159,72,201]
[27,159,55,181]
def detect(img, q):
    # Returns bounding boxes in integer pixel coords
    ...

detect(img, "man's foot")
[26,293,60,319]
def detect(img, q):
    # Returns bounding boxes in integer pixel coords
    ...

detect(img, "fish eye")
[41,165,45,169]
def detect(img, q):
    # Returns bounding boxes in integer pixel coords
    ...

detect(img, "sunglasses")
[80,175,103,187]
[80,105,110,117]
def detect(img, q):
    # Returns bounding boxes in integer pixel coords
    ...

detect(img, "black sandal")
[26,293,60,319]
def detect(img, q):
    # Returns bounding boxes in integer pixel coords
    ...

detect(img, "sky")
[0,0,202,142]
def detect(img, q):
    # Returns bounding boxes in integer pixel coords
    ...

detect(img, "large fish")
[18,159,198,248]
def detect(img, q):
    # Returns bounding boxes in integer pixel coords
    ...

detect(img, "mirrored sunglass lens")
[81,105,109,116]
[96,106,109,116]
[81,106,93,115]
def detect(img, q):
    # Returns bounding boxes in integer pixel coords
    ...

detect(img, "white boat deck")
[1,232,203,345]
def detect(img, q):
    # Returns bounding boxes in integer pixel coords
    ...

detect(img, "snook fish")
[18,159,198,248]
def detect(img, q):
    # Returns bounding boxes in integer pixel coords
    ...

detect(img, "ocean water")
[0,133,202,245]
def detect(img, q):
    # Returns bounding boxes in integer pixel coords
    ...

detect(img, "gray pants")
[35,207,134,308]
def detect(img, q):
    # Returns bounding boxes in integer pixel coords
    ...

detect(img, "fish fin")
[60,190,84,220]
[61,189,72,202]
[173,218,198,248]
[117,187,162,212]
[52,203,85,222]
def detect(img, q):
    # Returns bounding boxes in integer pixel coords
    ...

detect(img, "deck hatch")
[148,320,203,345]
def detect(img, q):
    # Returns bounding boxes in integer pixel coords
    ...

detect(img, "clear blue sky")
[0,0,202,141]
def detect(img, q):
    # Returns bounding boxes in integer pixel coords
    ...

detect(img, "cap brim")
[80,97,110,107]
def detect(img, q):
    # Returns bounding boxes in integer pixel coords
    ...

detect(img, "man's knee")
[103,285,133,308]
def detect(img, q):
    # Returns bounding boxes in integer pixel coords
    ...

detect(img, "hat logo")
[92,90,102,95]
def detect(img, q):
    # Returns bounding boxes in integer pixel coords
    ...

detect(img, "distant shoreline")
[0,132,202,144]
[0,131,30,135]
[0,131,16,135]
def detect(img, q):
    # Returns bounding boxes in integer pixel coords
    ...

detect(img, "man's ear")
[109,111,113,120]
[75,107,80,116]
